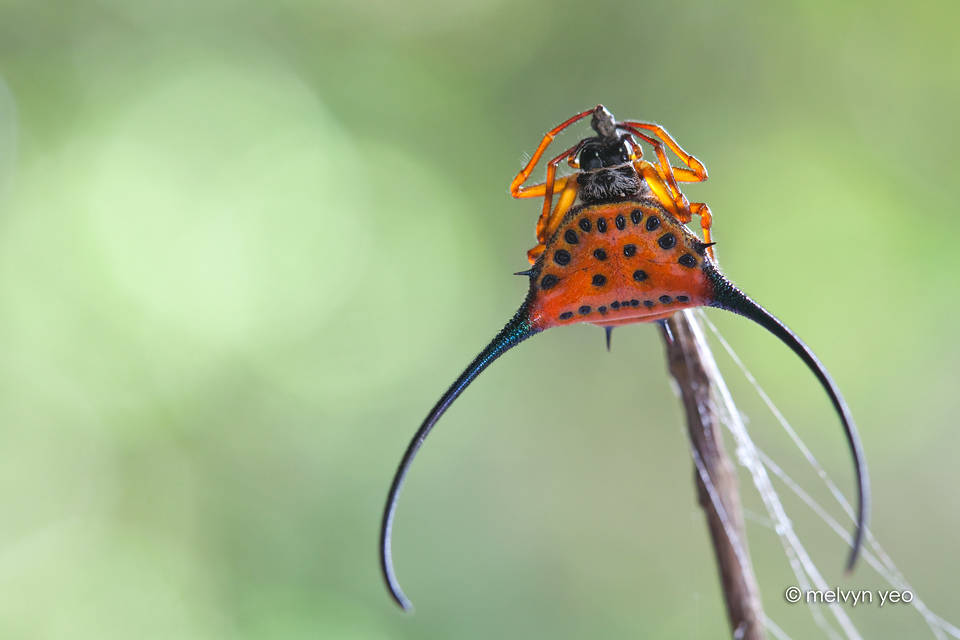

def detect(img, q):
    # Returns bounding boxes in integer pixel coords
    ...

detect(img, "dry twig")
[661,310,765,640]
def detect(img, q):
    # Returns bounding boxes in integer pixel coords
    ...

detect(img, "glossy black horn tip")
[704,264,869,571]
[380,300,541,610]
[383,553,414,611]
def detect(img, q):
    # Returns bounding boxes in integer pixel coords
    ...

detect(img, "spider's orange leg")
[512,175,572,200]
[690,202,715,259]
[527,176,579,264]
[626,129,687,207]
[541,175,579,241]
[509,108,595,199]
[510,109,596,263]
[634,159,684,219]
[624,125,713,251]
[635,158,713,254]
[525,143,584,262]
[618,120,708,183]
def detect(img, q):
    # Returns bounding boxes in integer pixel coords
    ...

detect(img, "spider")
[380,105,868,612]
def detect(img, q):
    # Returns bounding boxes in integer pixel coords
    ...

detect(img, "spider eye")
[579,145,603,171]
[600,140,630,167]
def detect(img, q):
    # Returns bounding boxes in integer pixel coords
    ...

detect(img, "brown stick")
[661,310,766,640]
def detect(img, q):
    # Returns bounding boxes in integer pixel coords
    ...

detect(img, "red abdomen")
[526,198,714,331]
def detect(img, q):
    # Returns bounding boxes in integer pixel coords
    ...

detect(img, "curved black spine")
[705,264,869,572]
[380,300,541,610]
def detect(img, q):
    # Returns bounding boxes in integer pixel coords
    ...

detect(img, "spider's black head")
[576,135,643,204]
[578,136,630,172]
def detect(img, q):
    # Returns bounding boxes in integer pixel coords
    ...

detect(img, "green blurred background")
[0,0,957,637]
